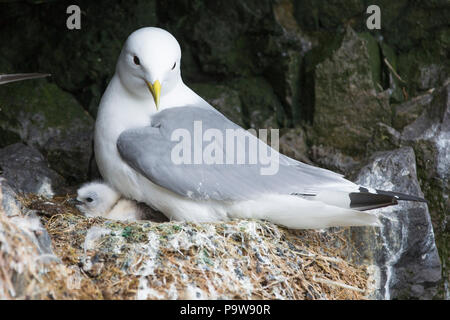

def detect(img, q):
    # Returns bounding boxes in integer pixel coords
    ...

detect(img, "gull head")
[75,182,121,217]
[116,27,182,109]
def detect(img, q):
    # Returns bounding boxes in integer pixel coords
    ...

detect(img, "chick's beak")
[146,80,161,110]
[68,198,83,206]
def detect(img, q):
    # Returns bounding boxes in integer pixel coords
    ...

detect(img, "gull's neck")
[161,78,208,110]
[96,74,212,138]
[97,75,153,132]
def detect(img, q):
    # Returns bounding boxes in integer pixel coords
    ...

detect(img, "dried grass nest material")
[5,194,371,300]
[0,195,102,299]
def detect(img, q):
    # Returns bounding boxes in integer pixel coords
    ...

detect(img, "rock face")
[0,177,22,218]
[0,80,94,185]
[0,178,56,258]
[278,128,311,164]
[0,143,66,197]
[190,83,245,128]
[401,81,449,215]
[341,148,442,299]
[0,178,61,299]
[230,77,284,129]
[313,27,391,158]
[399,81,450,298]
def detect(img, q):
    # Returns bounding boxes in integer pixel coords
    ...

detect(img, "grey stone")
[0,143,66,197]
[309,145,359,175]
[0,80,94,185]
[393,92,434,131]
[0,177,22,218]
[398,47,449,98]
[367,123,402,153]
[190,83,245,128]
[229,77,283,129]
[342,147,442,299]
[11,212,57,261]
[418,64,447,91]
[401,80,450,186]
[399,80,450,299]
[279,128,311,164]
[0,178,58,263]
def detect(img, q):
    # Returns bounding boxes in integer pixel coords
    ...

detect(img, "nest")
[0,195,101,299]
[1,194,373,300]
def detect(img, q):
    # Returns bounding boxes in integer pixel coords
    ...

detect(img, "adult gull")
[94,27,425,229]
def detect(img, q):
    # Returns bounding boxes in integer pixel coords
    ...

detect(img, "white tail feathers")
[229,194,381,229]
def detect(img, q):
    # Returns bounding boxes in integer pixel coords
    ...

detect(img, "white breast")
[94,73,229,222]
[95,75,153,200]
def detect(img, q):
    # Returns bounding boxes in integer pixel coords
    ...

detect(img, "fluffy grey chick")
[75,181,168,222]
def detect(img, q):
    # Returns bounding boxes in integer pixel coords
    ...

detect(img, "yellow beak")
[146,80,161,110]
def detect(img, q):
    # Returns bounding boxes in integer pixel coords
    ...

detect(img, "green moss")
[121,226,133,239]
[202,249,213,266]
[398,43,449,97]
[265,49,303,126]
[412,140,449,299]
[380,42,405,103]
[228,76,284,129]
[0,80,91,131]
[0,78,94,184]
[299,30,345,123]
[358,32,381,90]
[312,27,391,158]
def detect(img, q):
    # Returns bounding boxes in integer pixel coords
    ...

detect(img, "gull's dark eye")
[171,62,176,70]
[86,197,93,203]
[133,56,140,66]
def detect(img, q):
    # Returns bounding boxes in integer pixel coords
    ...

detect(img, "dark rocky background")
[0,0,448,299]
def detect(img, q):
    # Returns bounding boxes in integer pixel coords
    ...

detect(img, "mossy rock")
[158,0,286,80]
[293,0,364,31]
[189,83,245,128]
[312,26,391,158]
[0,0,158,117]
[392,92,433,131]
[266,49,303,126]
[0,79,94,185]
[380,42,405,103]
[228,76,284,129]
[398,45,449,97]
[399,81,450,298]
[358,32,381,91]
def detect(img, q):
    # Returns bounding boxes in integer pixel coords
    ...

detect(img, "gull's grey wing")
[117,106,356,201]
[0,73,51,85]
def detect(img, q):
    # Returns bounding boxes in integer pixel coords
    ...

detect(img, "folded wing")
[117,106,360,202]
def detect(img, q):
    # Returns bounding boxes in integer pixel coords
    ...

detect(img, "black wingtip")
[350,187,427,211]
[350,192,398,211]
[374,189,427,203]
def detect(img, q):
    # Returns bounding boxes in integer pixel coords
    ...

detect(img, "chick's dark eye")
[86,197,93,203]
[171,62,176,70]
[133,56,140,65]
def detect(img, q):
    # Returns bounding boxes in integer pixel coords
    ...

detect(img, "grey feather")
[0,73,51,85]
[117,106,356,201]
